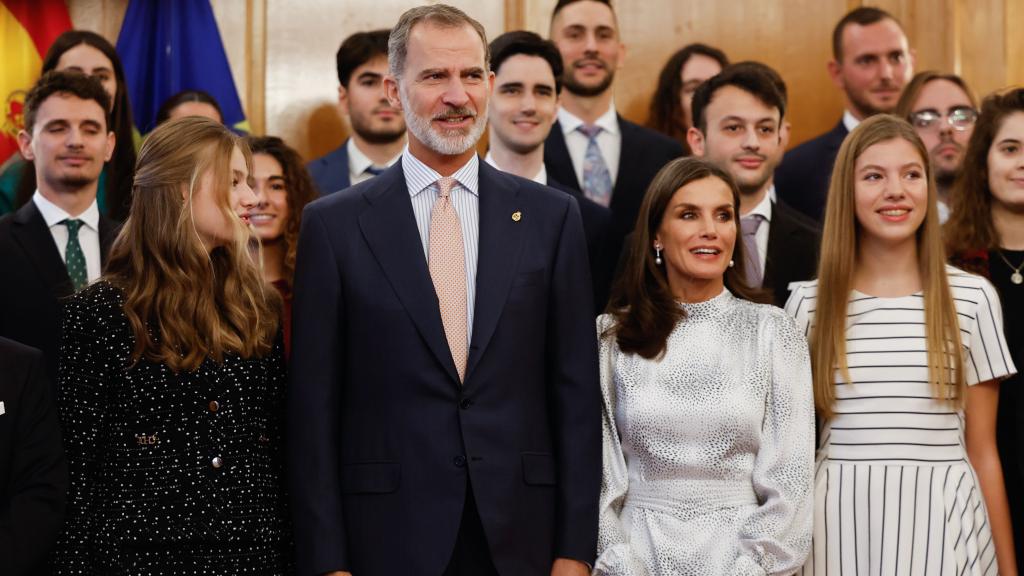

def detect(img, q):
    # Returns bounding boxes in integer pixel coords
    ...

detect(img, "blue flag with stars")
[115,0,248,134]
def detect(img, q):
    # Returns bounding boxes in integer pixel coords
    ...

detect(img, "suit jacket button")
[459,398,472,410]
[211,456,224,469]
[453,455,466,468]
[208,400,220,413]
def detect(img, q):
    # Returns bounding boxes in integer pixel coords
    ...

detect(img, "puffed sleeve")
[728,310,815,576]
[961,273,1016,385]
[593,315,646,575]
[783,281,815,339]
[52,287,118,575]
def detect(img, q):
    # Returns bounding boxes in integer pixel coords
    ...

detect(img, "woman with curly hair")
[245,136,318,358]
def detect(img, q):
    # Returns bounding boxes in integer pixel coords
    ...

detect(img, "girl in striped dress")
[786,114,1018,575]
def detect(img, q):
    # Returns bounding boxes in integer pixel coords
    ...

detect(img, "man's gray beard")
[562,69,615,98]
[400,85,486,155]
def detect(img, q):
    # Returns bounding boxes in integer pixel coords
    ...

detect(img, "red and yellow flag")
[0,0,72,164]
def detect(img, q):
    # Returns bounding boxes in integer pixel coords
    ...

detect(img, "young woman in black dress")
[54,117,290,575]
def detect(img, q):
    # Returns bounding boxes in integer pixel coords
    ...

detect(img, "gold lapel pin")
[512,211,522,222]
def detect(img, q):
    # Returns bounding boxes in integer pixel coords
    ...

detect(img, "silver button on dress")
[595,289,815,575]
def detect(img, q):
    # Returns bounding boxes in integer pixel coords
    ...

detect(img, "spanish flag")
[0,0,72,164]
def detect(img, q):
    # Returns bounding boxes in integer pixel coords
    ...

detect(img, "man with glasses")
[895,71,978,222]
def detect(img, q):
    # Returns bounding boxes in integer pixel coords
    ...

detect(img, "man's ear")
[686,126,706,157]
[338,85,351,116]
[384,76,403,111]
[17,129,34,161]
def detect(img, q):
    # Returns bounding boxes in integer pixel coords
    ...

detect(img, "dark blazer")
[544,115,685,244]
[0,337,67,576]
[306,139,351,195]
[288,160,601,576]
[764,200,821,307]
[774,119,849,222]
[0,200,118,386]
[548,176,613,312]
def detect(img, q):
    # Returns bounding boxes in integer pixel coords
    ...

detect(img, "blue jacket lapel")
[357,162,461,384]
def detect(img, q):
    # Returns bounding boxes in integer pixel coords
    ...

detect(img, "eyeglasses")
[909,107,979,132]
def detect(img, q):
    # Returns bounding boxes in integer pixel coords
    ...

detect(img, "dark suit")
[289,159,601,576]
[544,116,685,244]
[764,200,821,307]
[548,177,612,312]
[774,120,849,222]
[0,200,118,386]
[0,337,68,576]
[306,140,351,195]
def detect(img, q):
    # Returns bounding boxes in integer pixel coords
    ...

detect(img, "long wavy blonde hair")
[812,114,964,419]
[105,117,280,372]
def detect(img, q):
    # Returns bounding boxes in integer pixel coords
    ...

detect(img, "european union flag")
[115,0,247,134]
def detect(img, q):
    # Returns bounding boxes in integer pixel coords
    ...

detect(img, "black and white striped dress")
[786,267,1016,576]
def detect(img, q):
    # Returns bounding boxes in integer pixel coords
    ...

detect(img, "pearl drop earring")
[655,246,663,265]
[728,259,735,268]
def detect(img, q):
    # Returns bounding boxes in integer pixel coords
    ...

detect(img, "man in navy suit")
[774,7,914,221]
[484,30,613,311]
[688,65,820,307]
[545,0,684,274]
[0,72,119,386]
[289,5,600,576]
[306,29,407,195]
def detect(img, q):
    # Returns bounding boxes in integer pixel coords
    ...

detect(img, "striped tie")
[428,177,468,382]
[62,219,88,291]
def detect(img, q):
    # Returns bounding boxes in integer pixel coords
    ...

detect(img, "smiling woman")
[790,114,1018,575]
[595,157,814,575]
[245,135,318,358]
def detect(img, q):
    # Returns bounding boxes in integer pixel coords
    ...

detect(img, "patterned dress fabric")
[595,289,816,575]
[786,266,1017,576]
[53,281,292,575]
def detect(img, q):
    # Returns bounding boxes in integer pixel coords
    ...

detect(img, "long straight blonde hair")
[105,117,280,372]
[812,114,964,419]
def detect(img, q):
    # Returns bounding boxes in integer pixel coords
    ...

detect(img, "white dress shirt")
[32,190,102,282]
[348,138,401,186]
[483,151,548,185]
[842,110,861,133]
[402,149,480,342]
[743,187,773,274]
[558,104,621,188]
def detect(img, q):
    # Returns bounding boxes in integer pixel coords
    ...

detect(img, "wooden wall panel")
[66,0,1024,158]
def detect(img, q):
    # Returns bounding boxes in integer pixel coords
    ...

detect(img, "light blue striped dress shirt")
[402,149,480,343]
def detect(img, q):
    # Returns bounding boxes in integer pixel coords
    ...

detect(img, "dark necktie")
[365,165,386,176]
[62,218,88,291]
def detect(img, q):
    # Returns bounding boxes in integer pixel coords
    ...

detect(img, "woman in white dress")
[787,114,1018,575]
[595,157,816,575]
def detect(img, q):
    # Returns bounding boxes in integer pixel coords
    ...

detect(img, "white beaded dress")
[595,289,816,575]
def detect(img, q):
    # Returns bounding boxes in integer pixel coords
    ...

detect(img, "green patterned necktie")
[62,219,87,291]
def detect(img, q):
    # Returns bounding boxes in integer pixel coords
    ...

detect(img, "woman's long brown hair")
[104,117,280,372]
[606,156,766,359]
[812,114,964,419]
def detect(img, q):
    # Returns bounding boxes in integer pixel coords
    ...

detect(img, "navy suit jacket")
[0,337,67,576]
[548,177,613,312]
[0,201,118,386]
[288,159,602,576]
[774,119,849,222]
[764,200,821,307]
[306,139,351,195]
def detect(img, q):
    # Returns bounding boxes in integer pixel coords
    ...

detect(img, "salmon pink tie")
[429,176,468,382]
